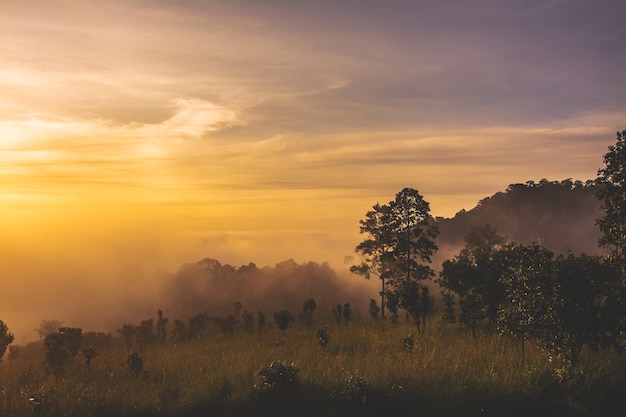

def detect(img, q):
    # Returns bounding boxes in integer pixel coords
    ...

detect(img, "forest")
[1,131,625,416]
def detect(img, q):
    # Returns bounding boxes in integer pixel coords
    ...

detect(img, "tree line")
[0,130,624,369]
[351,130,626,364]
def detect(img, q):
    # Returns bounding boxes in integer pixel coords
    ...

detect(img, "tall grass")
[1,318,624,416]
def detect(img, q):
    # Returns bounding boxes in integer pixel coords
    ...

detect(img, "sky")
[1,0,625,343]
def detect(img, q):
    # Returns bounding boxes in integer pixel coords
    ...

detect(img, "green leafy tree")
[597,130,626,264]
[497,243,556,364]
[0,320,15,363]
[439,225,506,336]
[546,253,624,364]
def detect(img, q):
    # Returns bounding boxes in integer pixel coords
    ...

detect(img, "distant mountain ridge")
[433,179,604,266]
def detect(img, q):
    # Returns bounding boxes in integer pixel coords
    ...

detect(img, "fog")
[0,180,605,345]
[0,198,376,344]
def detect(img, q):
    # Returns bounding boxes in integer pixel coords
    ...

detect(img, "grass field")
[1,318,625,417]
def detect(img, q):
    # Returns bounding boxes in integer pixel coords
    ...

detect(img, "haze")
[1,0,624,344]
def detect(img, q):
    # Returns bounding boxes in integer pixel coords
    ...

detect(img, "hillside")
[433,179,604,266]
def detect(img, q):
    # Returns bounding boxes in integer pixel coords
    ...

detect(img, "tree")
[342,303,352,323]
[497,243,556,365]
[300,299,316,326]
[351,202,396,318]
[43,327,82,374]
[351,188,438,321]
[439,225,507,336]
[157,309,168,344]
[257,311,266,338]
[386,188,438,331]
[597,130,626,264]
[273,310,293,335]
[36,319,63,340]
[368,299,380,320]
[0,320,15,363]
[546,253,624,364]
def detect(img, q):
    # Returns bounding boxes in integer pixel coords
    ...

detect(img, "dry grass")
[1,318,624,416]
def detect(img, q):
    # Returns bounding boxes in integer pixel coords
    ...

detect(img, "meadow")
[1,317,625,417]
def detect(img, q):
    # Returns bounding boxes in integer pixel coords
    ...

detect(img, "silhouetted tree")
[351,202,396,319]
[257,311,266,338]
[172,319,187,342]
[233,301,243,320]
[332,304,343,322]
[218,315,237,335]
[440,225,507,336]
[36,319,63,340]
[545,253,624,364]
[242,311,254,332]
[442,291,456,323]
[118,323,138,349]
[138,319,157,347]
[43,327,82,374]
[82,347,97,370]
[189,313,209,339]
[342,303,352,323]
[597,129,626,264]
[273,310,293,335]
[157,309,168,344]
[368,299,380,320]
[498,243,556,365]
[300,299,316,326]
[0,320,14,363]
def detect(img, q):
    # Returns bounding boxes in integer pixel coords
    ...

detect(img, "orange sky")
[1,0,624,343]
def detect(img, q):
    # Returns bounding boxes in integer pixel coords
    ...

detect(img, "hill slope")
[434,179,604,266]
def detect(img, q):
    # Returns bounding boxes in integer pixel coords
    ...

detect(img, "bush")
[251,361,299,404]
[316,327,330,349]
[332,373,373,409]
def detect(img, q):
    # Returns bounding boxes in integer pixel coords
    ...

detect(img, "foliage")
[331,373,373,410]
[251,361,299,405]
[82,347,97,369]
[546,253,625,363]
[156,309,168,344]
[300,298,317,326]
[35,319,63,340]
[43,327,83,374]
[126,352,144,376]
[0,320,14,363]
[342,303,352,323]
[351,202,396,318]
[497,243,556,362]
[273,310,293,334]
[439,225,506,336]
[316,327,330,349]
[1,320,625,416]
[596,130,626,263]
[257,311,266,337]
[368,299,380,320]
[352,187,438,323]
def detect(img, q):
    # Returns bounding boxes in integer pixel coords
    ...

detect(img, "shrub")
[251,361,299,404]
[316,327,330,349]
[401,333,416,351]
[127,352,144,376]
